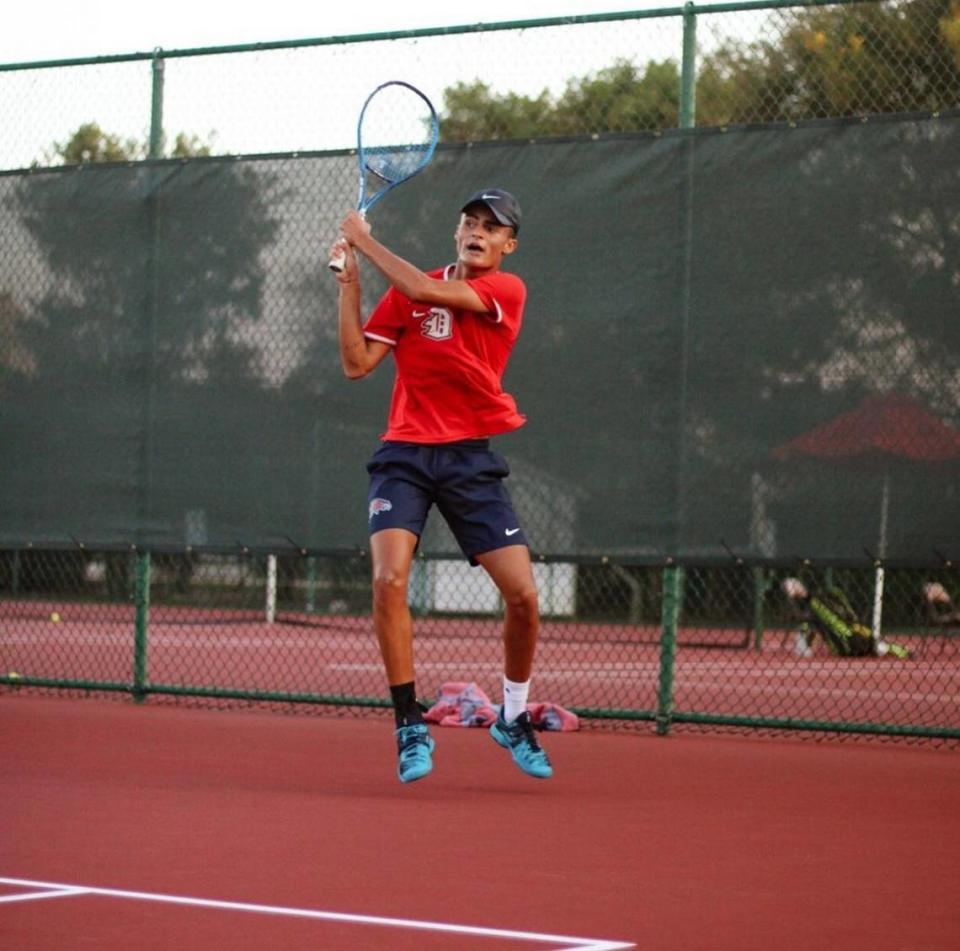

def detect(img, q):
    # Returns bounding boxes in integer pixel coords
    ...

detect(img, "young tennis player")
[330,188,552,783]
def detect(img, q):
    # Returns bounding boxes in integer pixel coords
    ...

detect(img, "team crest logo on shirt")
[416,307,453,341]
[369,497,393,519]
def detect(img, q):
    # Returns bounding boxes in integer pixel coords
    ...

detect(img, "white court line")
[0,887,84,904]
[0,877,634,951]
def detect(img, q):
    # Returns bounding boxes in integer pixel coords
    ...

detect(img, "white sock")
[502,676,530,723]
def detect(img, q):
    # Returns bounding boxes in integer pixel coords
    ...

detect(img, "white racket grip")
[328,209,365,273]
[328,244,347,273]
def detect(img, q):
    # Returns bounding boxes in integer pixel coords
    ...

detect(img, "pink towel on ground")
[524,701,580,732]
[423,681,579,731]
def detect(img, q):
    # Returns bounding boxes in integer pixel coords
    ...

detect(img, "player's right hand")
[340,210,371,245]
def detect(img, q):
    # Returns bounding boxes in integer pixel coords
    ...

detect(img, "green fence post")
[133,550,150,702]
[138,50,164,541]
[672,4,698,545]
[149,49,165,159]
[679,2,698,130]
[656,564,682,736]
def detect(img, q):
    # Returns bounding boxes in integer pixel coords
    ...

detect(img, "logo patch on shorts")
[369,497,393,519]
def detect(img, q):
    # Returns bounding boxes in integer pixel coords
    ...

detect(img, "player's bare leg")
[476,544,553,778]
[370,528,433,782]
[370,528,418,684]
[475,544,540,681]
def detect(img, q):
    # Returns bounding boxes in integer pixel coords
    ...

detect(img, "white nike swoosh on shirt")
[505,528,521,536]
[412,310,429,317]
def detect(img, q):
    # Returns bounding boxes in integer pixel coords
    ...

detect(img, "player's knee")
[503,584,539,625]
[372,567,408,606]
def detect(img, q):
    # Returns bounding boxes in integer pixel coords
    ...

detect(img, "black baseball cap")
[461,188,521,233]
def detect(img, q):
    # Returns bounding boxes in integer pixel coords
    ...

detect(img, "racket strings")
[358,84,437,190]
[364,146,431,184]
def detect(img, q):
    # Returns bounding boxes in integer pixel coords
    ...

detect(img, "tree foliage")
[46,122,214,165]
[13,122,277,388]
[51,122,139,163]
[3,122,283,543]
[439,0,960,140]
[0,289,34,381]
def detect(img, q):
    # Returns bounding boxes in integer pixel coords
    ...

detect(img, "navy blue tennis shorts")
[365,439,528,564]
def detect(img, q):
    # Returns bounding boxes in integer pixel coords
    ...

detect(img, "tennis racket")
[329,80,440,272]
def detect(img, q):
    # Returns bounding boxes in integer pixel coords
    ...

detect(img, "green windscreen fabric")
[2,112,958,561]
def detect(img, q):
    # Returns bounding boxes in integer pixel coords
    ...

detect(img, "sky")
[0,0,709,64]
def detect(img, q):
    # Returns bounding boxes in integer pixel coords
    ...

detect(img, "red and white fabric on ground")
[423,681,579,731]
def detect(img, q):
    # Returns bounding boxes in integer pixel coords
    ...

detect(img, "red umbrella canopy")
[773,394,960,462]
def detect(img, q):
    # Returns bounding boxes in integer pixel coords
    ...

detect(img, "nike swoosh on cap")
[505,528,521,536]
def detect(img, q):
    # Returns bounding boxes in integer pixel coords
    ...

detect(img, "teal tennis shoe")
[490,711,553,779]
[395,723,435,783]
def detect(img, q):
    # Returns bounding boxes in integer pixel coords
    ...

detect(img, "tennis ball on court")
[8,671,21,680]
[50,612,61,623]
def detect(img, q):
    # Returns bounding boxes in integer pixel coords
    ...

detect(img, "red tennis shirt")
[362,265,527,443]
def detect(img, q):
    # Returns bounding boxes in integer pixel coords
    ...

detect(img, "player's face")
[454,205,517,272]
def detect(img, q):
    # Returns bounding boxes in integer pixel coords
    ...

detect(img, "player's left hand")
[330,238,358,283]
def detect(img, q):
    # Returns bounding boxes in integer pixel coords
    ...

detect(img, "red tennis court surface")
[2,693,959,950]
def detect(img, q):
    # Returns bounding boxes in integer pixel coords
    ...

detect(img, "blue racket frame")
[354,80,440,215]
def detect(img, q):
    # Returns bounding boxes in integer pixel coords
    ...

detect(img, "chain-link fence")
[2,0,959,169]
[1,549,957,741]
[2,1,959,742]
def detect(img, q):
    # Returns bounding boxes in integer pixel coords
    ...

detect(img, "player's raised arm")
[341,191,519,316]
[331,235,390,380]
[340,212,486,313]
